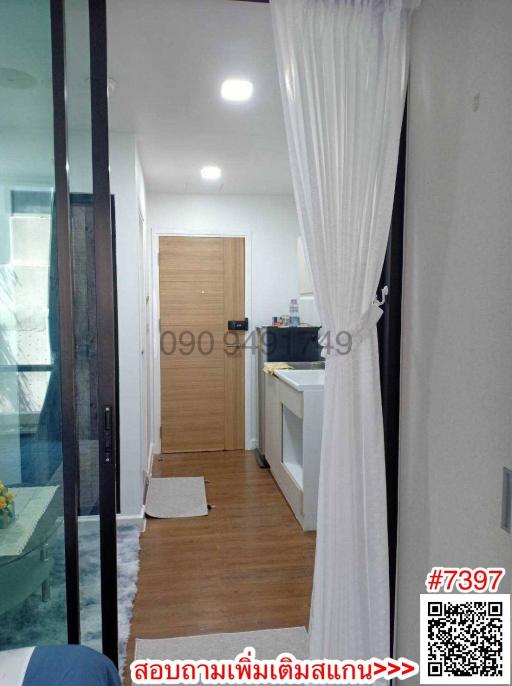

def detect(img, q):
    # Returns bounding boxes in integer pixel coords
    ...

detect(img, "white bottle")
[289,298,300,327]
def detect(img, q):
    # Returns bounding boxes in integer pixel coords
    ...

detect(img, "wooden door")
[159,236,245,452]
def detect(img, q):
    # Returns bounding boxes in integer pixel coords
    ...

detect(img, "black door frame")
[378,103,407,654]
[89,0,119,665]
[50,0,80,646]
[50,0,119,664]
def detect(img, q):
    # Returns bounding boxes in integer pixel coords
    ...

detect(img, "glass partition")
[64,0,105,653]
[0,0,68,648]
[0,0,119,663]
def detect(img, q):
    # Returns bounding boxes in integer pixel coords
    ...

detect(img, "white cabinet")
[264,373,280,471]
[264,370,324,531]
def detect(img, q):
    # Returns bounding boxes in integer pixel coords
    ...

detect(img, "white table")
[0,485,60,616]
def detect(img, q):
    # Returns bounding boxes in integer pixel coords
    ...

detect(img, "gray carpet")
[81,524,141,674]
[145,477,208,518]
[0,523,140,676]
[135,626,308,662]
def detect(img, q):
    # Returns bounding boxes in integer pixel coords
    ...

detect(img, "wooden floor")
[123,450,315,683]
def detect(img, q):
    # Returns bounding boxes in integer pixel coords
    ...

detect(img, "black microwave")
[262,326,322,362]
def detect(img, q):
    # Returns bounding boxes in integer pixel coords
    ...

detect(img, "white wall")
[396,0,512,672]
[149,193,300,326]
[110,136,144,516]
[297,236,321,327]
[148,192,301,450]
[135,149,152,491]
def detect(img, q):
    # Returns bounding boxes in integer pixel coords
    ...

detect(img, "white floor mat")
[135,626,308,665]
[145,477,208,518]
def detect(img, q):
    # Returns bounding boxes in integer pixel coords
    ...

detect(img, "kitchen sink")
[288,360,325,370]
[275,368,325,390]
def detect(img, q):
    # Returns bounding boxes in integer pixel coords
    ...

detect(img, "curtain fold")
[271,0,416,661]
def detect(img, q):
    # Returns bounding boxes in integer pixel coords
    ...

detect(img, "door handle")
[103,405,113,464]
[227,318,248,331]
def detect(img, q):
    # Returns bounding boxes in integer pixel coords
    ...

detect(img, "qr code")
[420,594,510,684]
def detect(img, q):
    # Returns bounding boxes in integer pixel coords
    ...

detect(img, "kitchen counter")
[265,369,324,530]
[275,368,325,391]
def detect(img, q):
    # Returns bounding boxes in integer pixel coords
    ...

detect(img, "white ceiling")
[106,0,293,195]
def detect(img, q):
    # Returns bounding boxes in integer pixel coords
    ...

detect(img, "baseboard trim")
[143,445,155,509]
[148,443,155,477]
[117,509,145,530]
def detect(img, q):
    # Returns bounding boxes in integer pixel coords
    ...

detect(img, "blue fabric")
[23,646,121,686]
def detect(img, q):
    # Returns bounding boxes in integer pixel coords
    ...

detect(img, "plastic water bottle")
[289,298,300,327]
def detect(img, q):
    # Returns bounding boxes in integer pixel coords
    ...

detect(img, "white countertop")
[275,368,325,391]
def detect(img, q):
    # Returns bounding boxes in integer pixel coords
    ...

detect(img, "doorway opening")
[103,0,405,677]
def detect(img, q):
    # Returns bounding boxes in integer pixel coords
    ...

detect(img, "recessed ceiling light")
[201,165,222,181]
[221,78,253,102]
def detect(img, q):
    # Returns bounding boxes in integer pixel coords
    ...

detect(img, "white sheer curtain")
[271,0,416,661]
